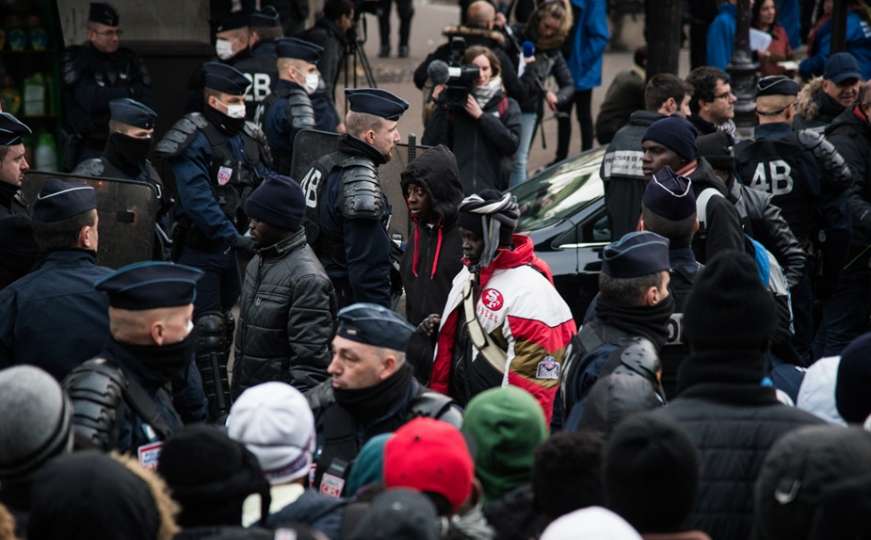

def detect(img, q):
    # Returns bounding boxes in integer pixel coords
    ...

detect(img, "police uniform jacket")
[599,110,665,238]
[233,40,279,121]
[62,43,153,144]
[262,79,315,175]
[303,135,392,307]
[0,250,112,381]
[233,228,337,398]
[0,183,27,219]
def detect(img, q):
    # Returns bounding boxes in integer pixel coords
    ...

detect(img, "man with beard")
[61,2,153,165]
[306,302,462,493]
[686,66,737,138]
[232,174,336,398]
[64,261,207,454]
[0,113,32,218]
[154,61,272,420]
[430,190,575,422]
[261,38,322,176]
[299,88,408,308]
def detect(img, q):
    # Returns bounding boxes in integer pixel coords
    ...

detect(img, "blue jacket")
[707,2,736,70]
[776,0,801,49]
[800,11,871,80]
[0,250,112,381]
[170,131,244,245]
[566,0,609,91]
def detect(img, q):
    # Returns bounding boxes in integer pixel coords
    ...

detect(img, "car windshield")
[514,148,605,231]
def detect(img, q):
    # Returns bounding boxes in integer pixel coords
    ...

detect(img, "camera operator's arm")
[422,86,451,147]
[472,96,521,156]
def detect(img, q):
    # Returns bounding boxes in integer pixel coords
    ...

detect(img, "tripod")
[334,14,379,104]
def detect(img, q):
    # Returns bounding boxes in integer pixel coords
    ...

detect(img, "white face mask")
[304,73,320,94]
[225,102,247,119]
[215,38,235,60]
[185,320,194,336]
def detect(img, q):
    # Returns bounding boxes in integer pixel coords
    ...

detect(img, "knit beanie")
[384,418,474,513]
[226,382,316,485]
[462,386,549,501]
[346,433,392,497]
[157,425,270,528]
[835,332,871,423]
[541,507,642,540]
[0,365,71,481]
[243,174,306,231]
[754,425,871,540]
[348,488,441,540]
[683,250,776,350]
[641,116,699,162]
[604,412,700,533]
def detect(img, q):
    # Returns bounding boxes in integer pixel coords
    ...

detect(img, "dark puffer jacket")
[827,106,871,248]
[653,356,823,540]
[422,90,522,193]
[232,228,337,398]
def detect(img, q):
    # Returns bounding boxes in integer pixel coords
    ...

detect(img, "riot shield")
[291,128,426,241]
[21,171,160,269]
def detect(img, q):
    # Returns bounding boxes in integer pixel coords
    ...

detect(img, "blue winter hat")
[643,167,696,221]
[642,116,699,163]
[244,174,306,231]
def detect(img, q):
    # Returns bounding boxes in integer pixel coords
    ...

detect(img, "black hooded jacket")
[827,107,871,249]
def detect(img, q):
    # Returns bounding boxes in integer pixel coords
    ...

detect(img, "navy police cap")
[216,10,250,33]
[202,61,250,95]
[251,6,281,28]
[0,113,32,147]
[96,261,204,310]
[643,167,696,221]
[109,98,157,130]
[276,38,323,64]
[89,2,119,26]
[32,179,97,224]
[602,231,671,279]
[756,75,800,97]
[345,88,409,121]
[337,303,415,352]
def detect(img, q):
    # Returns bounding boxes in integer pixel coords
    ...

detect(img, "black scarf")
[338,134,388,165]
[0,181,19,210]
[104,133,151,177]
[595,295,675,351]
[203,104,245,135]
[114,332,197,386]
[333,363,413,422]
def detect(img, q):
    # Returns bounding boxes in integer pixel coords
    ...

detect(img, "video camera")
[427,38,480,110]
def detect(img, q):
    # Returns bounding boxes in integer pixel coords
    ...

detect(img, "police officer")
[306,302,461,493]
[73,98,171,259]
[262,38,322,175]
[734,75,852,363]
[233,7,285,122]
[63,262,208,454]
[0,179,112,381]
[154,61,272,419]
[561,231,672,429]
[61,2,153,166]
[300,88,408,308]
[0,113,32,218]
[639,168,703,398]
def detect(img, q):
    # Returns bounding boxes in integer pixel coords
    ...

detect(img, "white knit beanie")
[226,382,316,485]
[541,507,643,540]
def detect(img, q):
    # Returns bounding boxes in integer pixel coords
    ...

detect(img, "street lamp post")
[727,0,757,135]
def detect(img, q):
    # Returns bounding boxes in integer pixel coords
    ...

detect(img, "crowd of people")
[4,0,871,539]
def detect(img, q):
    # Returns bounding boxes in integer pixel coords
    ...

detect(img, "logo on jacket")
[536,356,560,380]
[481,288,504,311]
[217,166,233,186]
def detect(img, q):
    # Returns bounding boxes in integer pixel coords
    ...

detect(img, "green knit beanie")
[462,386,549,501]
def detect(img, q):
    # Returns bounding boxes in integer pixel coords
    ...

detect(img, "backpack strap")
[696,187,724,230]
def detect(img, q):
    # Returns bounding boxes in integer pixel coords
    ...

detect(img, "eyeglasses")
[94,29,123,38]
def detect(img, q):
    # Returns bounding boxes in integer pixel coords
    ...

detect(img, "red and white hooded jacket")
[430,234,576,421]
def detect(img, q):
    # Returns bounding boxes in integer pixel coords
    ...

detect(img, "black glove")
[415,313,441,336]
[233,234,256,255]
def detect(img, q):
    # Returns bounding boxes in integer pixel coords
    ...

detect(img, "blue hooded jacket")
[707,2,736,71]
[566,0,609,91]
[800,11,871,80]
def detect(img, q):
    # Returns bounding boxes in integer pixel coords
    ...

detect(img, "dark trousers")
[813,260,871,359]
[176,245,241,315]
[555,89,593,162]
[378,0,414,48]
[789,264,815,366]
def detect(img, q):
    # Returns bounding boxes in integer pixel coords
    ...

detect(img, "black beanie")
[836,332,871,423]
[642,116,699,162]
[157,425,271,528]
[683,250,776,350]
[244,174,306,231]
[754,425,871,540]
[604,412,699,533]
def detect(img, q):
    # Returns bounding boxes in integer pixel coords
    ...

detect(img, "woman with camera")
[422,45,522,194]
[508,0,575,186]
